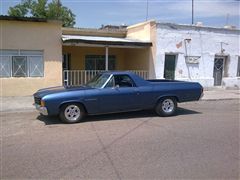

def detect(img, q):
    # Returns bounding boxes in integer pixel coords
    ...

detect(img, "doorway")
[213,57,224,86]
[164,55,176,80]
[63,53,71,70]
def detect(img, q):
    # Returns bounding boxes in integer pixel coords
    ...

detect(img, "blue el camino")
[33,71,203,123]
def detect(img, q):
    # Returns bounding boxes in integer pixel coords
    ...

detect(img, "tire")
[155,97,177,117]
[59,103,85,123]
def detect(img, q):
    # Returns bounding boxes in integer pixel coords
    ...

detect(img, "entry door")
[63,54,71,70]
[98,75,140,113]
[164,55,176,80]
[99,87,140,113]
[213,58,224,86]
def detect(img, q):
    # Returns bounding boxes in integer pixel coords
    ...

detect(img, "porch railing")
[63,70,149,86]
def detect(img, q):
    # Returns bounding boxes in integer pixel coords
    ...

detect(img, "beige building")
[61,22,154,85]
[0,16,62,96]
[0,16,154,96]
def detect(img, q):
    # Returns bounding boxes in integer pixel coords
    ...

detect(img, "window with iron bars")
[0,50,44,78]
[85,55,116,70]
[237,56,240,77]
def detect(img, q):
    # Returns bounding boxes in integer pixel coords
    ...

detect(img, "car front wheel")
[59,103,85,123]
[155,97,177,116]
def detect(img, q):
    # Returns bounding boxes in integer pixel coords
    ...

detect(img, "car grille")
[34,96,41,105]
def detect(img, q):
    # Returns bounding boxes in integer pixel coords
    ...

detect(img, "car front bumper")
[34,104,48,116]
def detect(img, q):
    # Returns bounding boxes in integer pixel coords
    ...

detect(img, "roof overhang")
[62,35,152,48]
[0,15,61,24]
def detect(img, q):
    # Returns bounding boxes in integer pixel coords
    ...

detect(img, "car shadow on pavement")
[37,108,201,125]
[37,114,60,125]
[177,107,202,116]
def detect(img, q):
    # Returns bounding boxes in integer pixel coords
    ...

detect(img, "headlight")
[40,100,45,107]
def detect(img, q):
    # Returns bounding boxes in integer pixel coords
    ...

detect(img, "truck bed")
[147,79,183,83]
[146,79,203,103]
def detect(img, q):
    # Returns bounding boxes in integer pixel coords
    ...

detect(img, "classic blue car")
[33,71,203,123]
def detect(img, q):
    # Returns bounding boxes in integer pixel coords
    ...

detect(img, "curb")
[200,98,240,101]
[0,108,35,113]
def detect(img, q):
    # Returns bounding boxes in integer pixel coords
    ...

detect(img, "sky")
[0,0,239,28]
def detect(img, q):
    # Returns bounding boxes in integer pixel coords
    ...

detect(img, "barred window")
[237,56,240,77]
[85,55,116,70]
[12,56,28,77]
[29,56,44,77]
[0,49,18,56]
[0,56,11,77]
[0,49,44,78]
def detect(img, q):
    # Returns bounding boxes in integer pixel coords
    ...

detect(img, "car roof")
[100,71,148,86]
[102,71,135,75]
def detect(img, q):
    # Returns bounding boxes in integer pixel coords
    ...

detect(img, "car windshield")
[85,73,111,88]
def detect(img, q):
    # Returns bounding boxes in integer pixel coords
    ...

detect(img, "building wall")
[124,48,149,70]
[62,27,126,38]
[62,46,149,70]
[156,23,240,88]
[0,20,62,96]
[127,20,157,78]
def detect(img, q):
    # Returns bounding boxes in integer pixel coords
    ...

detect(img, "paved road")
[1,100,239,179]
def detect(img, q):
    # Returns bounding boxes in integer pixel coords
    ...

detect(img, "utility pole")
[192,0,194,24]
[146,0,149,21]
[225,13,230,26]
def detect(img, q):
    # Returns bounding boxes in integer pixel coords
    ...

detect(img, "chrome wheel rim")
[162,99,174,113]
[64,105,81,121]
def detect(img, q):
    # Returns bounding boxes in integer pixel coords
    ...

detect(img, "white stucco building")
[153,22,240,89]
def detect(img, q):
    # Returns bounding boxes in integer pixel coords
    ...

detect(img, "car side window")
[114,75,135,88]
[104,76,114,88]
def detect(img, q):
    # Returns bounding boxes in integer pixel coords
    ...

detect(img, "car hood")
[34,85,92,98]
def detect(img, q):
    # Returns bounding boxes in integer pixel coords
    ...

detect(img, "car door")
[98,75,140,113]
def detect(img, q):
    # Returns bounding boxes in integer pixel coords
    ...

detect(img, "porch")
[63,70,149,86]
[62,35,152,86]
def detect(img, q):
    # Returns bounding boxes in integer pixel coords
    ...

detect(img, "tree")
[47,0,75,27]
[30,0,47,18]
[8,0,76,27]
[8,0,30,17]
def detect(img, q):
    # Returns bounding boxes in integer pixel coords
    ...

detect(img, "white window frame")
[0,49,44,78]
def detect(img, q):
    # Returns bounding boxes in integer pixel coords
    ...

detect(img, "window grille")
[0,56,11,77]
[0,50,18,56]
[237,57,240,77]
[12,56,28,77]
[85,55,116,70]
[29,56,44,77]
[0,49,44,78]
[20,50,43,56]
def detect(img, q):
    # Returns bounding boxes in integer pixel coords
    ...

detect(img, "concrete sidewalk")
[1,96,34,112]
[0,89,239,112]
[202,89,240,101]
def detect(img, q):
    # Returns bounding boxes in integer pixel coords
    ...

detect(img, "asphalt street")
[1,99,239,179]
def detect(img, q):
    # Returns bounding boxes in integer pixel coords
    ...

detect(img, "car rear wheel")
[155,97,177,116]
[59,103,85,123]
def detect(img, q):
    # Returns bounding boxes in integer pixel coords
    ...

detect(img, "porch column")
[105,46,109,71]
